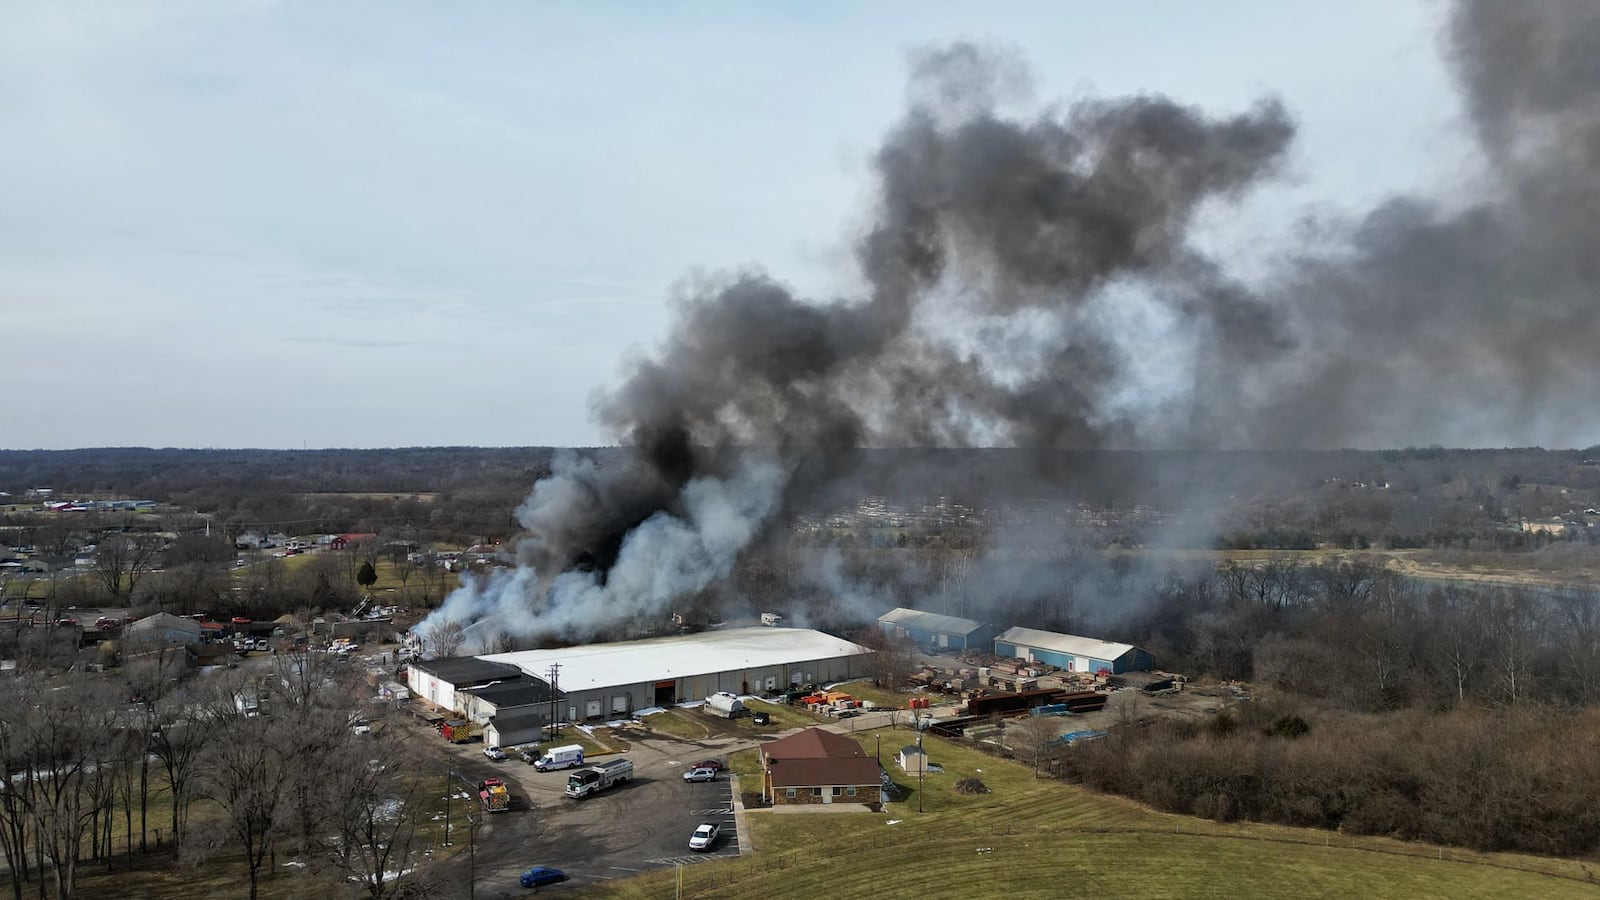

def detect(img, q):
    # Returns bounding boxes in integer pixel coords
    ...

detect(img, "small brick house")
[760,727,883,808]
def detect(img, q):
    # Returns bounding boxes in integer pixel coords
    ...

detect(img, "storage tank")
[705,692,746,717]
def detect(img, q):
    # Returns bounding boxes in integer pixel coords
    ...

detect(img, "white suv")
[483,746,507,761]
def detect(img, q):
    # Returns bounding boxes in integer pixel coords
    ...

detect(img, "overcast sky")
[1,1,1461,449]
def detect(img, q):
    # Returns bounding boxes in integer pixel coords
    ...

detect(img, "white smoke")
[418,453,788,647]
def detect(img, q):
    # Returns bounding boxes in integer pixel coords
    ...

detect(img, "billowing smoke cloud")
[422,2,1600,648]
[1200,0,1600,448]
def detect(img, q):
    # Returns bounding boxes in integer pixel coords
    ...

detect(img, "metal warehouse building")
[459,680,553,725]
[406,657,522,714]
[479,626,872,723]
[877,607,996,651]
[993,626,1154,675]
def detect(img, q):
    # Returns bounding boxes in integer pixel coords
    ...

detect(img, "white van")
[533,744,585,772]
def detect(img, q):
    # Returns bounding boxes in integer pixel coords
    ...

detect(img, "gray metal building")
[478,626,872,723]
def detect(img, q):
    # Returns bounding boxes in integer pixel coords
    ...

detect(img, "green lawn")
[586,727,1600,900]
[726,748,763,778]
[639,709,721,740]
[738,697,824,731]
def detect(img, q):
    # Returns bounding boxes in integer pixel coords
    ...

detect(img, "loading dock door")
[612,694,629,714]
[585,699,602,719]
[654,680,675,707]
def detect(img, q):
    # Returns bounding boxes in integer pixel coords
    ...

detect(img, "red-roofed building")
[329,533,379,551]
[760,726,883,808]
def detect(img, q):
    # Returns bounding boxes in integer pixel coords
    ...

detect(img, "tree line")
[0,640,445,900]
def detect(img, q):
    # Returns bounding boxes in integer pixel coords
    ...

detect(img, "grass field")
[640,708,724,740]
[588,727,1600,900]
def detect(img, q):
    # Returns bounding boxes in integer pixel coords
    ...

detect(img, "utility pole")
[467,812,479,900]
[547,663,561,739]
[917,722,925,813]
[443,758,453,847]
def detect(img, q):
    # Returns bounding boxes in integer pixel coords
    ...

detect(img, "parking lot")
[433,720,745,896]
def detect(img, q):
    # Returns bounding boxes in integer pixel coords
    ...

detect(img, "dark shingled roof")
[490,712,547,734]
[461,681,554,707]
[762,727,881,789]
[410,656,522,686]
[767,757,883,789]
[761,727,868,761]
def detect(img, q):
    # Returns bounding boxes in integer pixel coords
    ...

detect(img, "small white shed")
[897,745,927,774]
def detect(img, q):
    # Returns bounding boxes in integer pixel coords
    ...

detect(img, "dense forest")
[7,445,1600,552]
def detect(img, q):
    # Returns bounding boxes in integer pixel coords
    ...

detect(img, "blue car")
[520,866,566,888]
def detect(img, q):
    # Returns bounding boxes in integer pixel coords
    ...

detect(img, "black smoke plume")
[423,3,1600,645]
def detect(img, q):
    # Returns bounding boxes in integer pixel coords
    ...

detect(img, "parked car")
[683,767,718,783]
[484,745,507,761]
[519,866,566,888]
[688,822,720,851]
[691,759,725,772]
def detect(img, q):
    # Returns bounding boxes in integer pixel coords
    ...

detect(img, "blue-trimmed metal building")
[993,626,1154,675]
[877,607,996,651]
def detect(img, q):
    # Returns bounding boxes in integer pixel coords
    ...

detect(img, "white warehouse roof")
[877,607,988,636]
[478,626,869,693]
[995,626,1140,662]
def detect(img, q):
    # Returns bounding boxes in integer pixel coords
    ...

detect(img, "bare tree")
[0,686,36,900]
[12,678,120,900]
[124,638,191,851]
[1486,588,1545,707]
[1011,714,1064,777]
[1426,588,1486,707]
[327,733,427,899]
[853,627,914,691]
[90,533,161,603]
[1550,589,1600,703]
[388,546,416,591]
[425,620,466,658]
[198,712,296,900]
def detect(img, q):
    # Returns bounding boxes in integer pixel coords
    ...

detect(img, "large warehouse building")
[877,607,996,651]
[993,626,1154,675]
[474,626,872,723]
[405,657,522,713]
